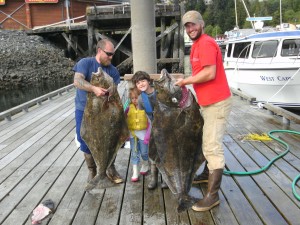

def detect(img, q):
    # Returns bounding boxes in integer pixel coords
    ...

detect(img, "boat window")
[252,40,278,58]
[232,42,251,58]
[227,44,233,57]
[281,39,300,56]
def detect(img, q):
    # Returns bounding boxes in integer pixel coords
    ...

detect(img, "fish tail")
[84,174,118,193]
[84,174,100,191]
[177,195,199,213]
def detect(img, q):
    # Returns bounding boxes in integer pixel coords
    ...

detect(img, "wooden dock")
[0,82,300,225]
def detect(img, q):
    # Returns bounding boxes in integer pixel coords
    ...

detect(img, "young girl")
[131,71,168,189]
[125,87,150,182]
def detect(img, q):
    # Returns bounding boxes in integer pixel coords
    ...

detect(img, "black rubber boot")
[148,163,158,190]
[193,161,209,184]
[84,153,97,182]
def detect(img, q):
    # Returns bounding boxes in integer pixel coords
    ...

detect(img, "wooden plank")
[0,85,74,121]
[61,32,84,57]
[1,129,78,224]
[264,103,300,124]
[143,173,166,224]
[189,166,240,225]
[226,106,300,207]
[0,106,74,167]
[46,159,86,224]
[0,120,76,223]
[223,134,299,223]
[0,96,74,146]
[230,87,256,103]
[96,148,130,225]
[117,23,179,72]
[119,149,143,225]
[163,188,191,225]
[0,116,75,202]
[0,108,74,186]
[95,33,132,57]
[0,90,74,134]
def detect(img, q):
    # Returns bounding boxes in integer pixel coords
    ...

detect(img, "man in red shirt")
[175,10,232,211]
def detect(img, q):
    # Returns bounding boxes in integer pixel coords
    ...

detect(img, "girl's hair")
[132,71,151,85]
[128,87,140,99]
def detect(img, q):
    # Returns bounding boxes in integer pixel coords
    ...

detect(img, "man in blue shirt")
[73,39,123,184]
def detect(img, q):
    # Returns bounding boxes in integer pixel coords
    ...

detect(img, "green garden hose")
[223,130,300,201]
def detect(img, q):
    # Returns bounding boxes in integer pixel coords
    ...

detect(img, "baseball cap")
[182,11,203,25]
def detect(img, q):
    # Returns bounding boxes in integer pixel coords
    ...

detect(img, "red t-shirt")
[190,34,231,106]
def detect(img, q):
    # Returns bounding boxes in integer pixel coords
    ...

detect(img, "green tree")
[204,25,214,36]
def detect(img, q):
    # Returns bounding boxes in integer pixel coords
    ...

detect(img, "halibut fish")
[149,69,204,212]
[81,67,129,191]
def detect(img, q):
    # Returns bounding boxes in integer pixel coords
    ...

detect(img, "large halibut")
[81,67,129,191]
[150,69,204,212]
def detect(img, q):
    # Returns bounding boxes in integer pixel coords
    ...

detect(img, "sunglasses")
[100,48,114,57]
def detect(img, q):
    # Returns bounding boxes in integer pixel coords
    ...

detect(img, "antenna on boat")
[280,0,282,29]
[234,0,239,30]
[240,0,254,29]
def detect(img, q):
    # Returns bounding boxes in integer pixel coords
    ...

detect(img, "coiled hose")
[223,130,300,201]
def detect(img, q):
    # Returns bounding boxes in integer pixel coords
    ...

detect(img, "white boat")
[223,29,300,109]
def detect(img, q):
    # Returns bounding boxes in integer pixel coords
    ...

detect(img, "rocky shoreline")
[0,30,75,90]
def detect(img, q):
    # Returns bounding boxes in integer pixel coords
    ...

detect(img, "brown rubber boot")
[148,163,158,190]
[193,161,209,184]
[106,161,124,184]
[84,153,97,182]
[192,169,223,212]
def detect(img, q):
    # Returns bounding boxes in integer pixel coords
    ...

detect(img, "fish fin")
[177,195,199,213]
[85,174,118,192]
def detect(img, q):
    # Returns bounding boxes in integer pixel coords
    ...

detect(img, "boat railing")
[233,43,251,66]
[0,84,74,122]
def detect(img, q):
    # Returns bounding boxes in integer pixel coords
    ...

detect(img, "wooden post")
[25,3,32,29]
[179,3,186,74]
[160,17,166,58]
[87,20,94,56]
[172,22,179,72]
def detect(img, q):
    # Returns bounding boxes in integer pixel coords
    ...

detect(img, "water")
[0,79,73,113]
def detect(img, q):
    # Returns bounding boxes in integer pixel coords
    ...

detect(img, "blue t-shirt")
[73,57,120,111]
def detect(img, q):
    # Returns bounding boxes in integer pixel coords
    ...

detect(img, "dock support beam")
[131,0,157,73]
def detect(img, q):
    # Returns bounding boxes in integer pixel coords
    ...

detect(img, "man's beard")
[189,28,202,41]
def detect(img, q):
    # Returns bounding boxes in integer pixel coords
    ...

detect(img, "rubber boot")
[147,163,158,190]
[84,153,97,182]
[140,160,149,175]
[131,164,139,182]
[106,158,124,184]
[193,161,209,184]
[192,169,223,212]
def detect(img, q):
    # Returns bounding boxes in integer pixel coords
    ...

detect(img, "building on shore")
[0,0,127,30]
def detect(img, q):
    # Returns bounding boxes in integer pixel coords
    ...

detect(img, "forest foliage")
[184,0,300,37]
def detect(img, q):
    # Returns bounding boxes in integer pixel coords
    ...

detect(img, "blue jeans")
[75,109,91,154]
[130,137,149,165]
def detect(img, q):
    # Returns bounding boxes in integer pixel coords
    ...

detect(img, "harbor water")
[0,79,73,113]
